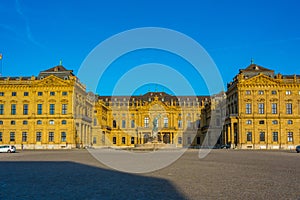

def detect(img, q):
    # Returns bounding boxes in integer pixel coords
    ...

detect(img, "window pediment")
[256,98,265,102]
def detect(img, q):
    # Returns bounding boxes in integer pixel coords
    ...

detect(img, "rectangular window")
[272,132,278,142]
[245,90,251,95]
[93,137,97,144]
[36,132,42,142]
[23,120,28,125]
[286,103,292,114]
[246,103,252,114]
[286,90,291,95]
[246,120,252,124]
[12,92,17,96]
[49,132,54,142]
[0,132,2,142]
[113,137,116,144]
[258,90,264,95]
[131,120,135,128]
[287,132,293,142]
[271,103,277,114]
[24,92,29,96]
[187,120,192,128]
[122,137,126,144]
[37,104,42,115]
[62,91,68,96]
[260,132,265,142]
[50,91,55,96]
[11,120,16,125]
[61,132,66,142]
[144,117,149,128]
[11,104,16,115]
[22,132,27,142]
[23,104,28,115]
[131,137,135,144]
[216,118,220,126]
[62,104,67,114]
[0,92,4,96]
[178,137,182,144]
[10,132,15,142]
[271,90,277,95]
[246,132,252,142]
[0,104,4,115]
[258,103,264,114]
[122,120,126,128]
[178,120,183,128]
[164,117,168,128]
[49,104,55,115]
[38,92,43,96]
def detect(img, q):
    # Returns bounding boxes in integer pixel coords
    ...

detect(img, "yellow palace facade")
[1,63,299,150]
[92,92,208,147]
[223,63,300,149]
[0,65,93,149]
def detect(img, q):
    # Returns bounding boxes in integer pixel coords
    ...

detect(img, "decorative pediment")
[242,74,279,86]
[256,98,265,102]
[34,75,71,87]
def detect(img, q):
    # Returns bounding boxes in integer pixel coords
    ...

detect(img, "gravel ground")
[0,149,299,200]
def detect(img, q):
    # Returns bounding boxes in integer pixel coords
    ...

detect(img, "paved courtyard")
[0,149,299,200]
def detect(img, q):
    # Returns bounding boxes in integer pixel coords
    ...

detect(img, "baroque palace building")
[1,62,299,150]
[223,63,300,149]
[0,65,93,149]
[92,92,209,147]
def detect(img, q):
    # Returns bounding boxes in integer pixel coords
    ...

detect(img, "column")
[227,124,231,145]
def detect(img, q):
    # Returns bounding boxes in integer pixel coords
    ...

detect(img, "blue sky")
[1,0,300,95]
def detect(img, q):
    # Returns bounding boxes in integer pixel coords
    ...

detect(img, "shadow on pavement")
[0,161,186,200]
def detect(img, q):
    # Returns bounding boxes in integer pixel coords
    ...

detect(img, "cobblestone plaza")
[0,149,299,199]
